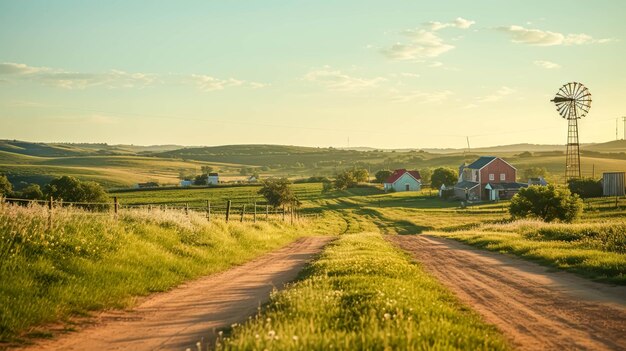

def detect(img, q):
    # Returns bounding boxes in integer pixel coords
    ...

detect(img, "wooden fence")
[1,196,319,224]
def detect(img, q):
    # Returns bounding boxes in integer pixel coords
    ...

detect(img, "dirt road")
[388,235,626,351]
[21,236,332,351]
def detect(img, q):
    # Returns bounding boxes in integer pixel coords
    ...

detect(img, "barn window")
[489,174,494,181]
[500,173,506,181]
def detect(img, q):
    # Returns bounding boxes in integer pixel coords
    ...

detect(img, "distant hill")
[583,140,626,153]
[0,140,184,157]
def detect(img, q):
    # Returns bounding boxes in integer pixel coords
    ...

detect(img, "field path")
[20,236,333,351]
[387,235,626,351]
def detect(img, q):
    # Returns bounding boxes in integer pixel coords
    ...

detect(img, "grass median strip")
[216,233,509,350]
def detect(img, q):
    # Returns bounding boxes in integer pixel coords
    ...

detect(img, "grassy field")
[3,139,626,190]
[215,233,509,350]
[0,202,344,343]
[111,182,335,208]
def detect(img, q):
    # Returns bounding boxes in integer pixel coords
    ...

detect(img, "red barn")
[453,156,527,201]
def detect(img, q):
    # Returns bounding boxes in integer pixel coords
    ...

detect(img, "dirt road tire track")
[19,236,333,351]
[387,235,626,351]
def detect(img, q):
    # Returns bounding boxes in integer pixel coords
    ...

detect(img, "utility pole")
[622,117,626,140]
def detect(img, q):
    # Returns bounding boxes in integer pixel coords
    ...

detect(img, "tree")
[200,165,214,174]
[522,167,547,180]
[194,174,208,185]
[509,185,582,222]
[374,170,392,183]
[0,175,12,197]
[419,168,433,186]
[353,169,369,182]
[431,167,457,189]
[568,178,603,199]
[334,170,358,190]
[45,176,108,203]
[258,178,297,208]
[20,184,43,200]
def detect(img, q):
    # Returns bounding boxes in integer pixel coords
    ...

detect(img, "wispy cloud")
[496,25,613,46]
[478,86,515,103]
[0,62,266,91]
[382,17,475,62]
[424,17,475,31]
[189,75,266,92]
[391,89,453,104]
[304,67,385,91]
[534,60,561,69]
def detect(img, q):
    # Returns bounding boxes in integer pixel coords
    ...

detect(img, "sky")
[1,0,625,149]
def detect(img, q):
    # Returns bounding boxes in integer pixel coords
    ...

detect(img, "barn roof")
[454,180,479,189]
[384,169,421,184]
[466,156,496,169]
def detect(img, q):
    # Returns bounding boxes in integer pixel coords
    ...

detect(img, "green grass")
[215,233,509,350]
[0,202,342,343]
[430,218,626,284]
[111,182,331,208]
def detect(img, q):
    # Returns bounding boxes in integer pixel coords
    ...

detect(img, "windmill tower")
[550,82,592,182]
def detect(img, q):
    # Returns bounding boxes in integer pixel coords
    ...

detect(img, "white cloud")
[304,68,385,91]
[0,62,47,75]
[478,86,515,103]
[383,30,454,60]
[424,17,476,31]
[496,25,612,46]
[400,72,420,78]
[534,60,561,69]
[382,17,474,62]
[0,62,266,91]
[391,90,453,104]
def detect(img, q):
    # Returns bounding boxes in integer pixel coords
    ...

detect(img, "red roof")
[384,169,421,184]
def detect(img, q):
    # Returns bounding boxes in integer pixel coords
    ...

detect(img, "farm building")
[135,182,159,189]
[603,172,625,196]
[247,175,258,183]
[528,177,548,186]
[180,180,193,187]
[207,173,219,185]
[454,156,527,201]
[383,169,421,192]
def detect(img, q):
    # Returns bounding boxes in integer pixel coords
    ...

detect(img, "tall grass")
[0,202,336,342]
[215,233,509,350]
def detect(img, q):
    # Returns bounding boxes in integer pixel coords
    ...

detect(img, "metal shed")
[603,172,625,196]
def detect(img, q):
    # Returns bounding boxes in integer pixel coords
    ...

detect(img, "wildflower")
[384,313,391,320]
[292,335,299,342]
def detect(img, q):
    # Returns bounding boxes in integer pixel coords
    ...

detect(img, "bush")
[522,166,547,179]
[431,167,457,189]
[509,185,583,222]
[19,184,43,200]
[0,175,12,197]
[258,178,297,208]
[44,176,109,204]
[334,169,368,189]
[374,170,392,183]
[568,178,603,198]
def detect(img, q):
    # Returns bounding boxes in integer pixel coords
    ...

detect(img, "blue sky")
[1,1,625,148]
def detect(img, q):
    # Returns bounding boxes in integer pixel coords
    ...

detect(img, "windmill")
[550,82,592,182]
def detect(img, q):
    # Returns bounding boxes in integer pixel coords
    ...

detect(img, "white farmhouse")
[383,169,422,192]
[207,173,219,185]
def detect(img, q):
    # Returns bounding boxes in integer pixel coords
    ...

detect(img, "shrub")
[19,184,43,200]
[0,175,12,197]
[509,185,583,222]
[568,178,603,199]
[334,169,368,189]
[431,167,457,189]
[258,178,297,208]
[374,170,392,183]
[44,176,109,204]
